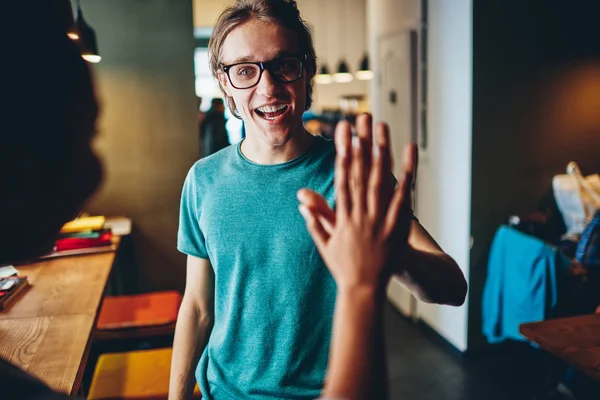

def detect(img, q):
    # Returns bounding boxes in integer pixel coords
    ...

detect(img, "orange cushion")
[97,291,182,330]
[88,348,201,399]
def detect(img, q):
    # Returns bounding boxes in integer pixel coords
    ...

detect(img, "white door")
[379,31,417,318]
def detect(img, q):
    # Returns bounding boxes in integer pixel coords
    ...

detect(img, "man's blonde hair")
[208,0,317,117]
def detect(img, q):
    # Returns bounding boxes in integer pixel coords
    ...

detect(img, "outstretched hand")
[298,114,416,291]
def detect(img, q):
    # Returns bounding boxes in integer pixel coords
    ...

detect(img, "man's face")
[219,19,307,148]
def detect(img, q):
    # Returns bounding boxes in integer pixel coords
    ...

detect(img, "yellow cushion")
[88,348,200,399]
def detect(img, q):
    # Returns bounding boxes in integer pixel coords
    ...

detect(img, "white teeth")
[256,104,287,113]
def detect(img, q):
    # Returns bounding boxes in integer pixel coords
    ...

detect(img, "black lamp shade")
[315,63,333,84]
[359,54,370,72]
[318,64,331,75]
[355,54,373,80]
[80,22,99,57]
[337,60,350,74]
[73,7,101,63]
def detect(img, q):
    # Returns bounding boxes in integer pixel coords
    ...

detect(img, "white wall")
[300,0,370,111]
[367,0,420,121]
[193,0,370,111]
[414,0,472,352]
[368,0,472,351]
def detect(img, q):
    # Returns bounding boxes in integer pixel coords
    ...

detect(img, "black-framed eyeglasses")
[221,54,307,90]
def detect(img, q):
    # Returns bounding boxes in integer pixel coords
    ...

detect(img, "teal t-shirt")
[177,136,337,400]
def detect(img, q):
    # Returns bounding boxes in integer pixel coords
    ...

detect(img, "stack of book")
[0,273,28,310]
[40,216,117,259]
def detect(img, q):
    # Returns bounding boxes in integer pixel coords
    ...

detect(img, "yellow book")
[60,216,106,234]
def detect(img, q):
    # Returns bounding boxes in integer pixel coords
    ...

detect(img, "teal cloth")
[178,137,337,400]
[482,225,570,344]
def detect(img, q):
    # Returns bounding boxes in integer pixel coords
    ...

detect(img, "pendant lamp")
[67,0,101,63]
[355,53,373,80]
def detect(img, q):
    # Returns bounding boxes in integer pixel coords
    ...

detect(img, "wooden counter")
[520,314,600,381]
[0,239,120,395]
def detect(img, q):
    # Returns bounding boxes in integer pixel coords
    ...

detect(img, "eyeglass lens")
[228,57,302,89]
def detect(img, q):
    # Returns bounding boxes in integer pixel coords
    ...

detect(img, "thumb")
[299,205,328,251]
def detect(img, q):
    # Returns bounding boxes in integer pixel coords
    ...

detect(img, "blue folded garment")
[576,210,600,267]
[482,225,571,343]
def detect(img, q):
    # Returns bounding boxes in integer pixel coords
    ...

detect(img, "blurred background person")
[200,98,229,157]
[197,96,206,156]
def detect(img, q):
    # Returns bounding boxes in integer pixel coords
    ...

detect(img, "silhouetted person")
[200,98,229,157]
[1,1,102,399]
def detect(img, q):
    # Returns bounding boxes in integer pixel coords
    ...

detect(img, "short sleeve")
[177,166,209,258]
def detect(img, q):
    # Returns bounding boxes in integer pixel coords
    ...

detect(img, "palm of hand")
[321,211,394,289]
[298,114,416,291]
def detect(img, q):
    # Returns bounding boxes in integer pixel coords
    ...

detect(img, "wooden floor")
[384,304,600,400]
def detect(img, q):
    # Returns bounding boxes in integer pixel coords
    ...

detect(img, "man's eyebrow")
[272,50,296,58]
[226,55,255,64]
[224,50,297,65]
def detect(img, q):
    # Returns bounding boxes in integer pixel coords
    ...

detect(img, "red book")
[55,231,112,251]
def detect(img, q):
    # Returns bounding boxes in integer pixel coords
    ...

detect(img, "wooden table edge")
[519,315,600,381]
[70,238,121,396]
[0,237,122,395]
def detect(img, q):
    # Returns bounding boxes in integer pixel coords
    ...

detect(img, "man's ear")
[217,71,232,97]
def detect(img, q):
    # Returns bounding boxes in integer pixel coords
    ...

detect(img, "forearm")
[323,287,388,400]
[169,298,212,400]
[395,247,467,306]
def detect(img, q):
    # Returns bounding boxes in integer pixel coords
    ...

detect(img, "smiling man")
[169,1,467,400]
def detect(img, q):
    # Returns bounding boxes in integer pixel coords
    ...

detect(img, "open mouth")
[254,104,289,121]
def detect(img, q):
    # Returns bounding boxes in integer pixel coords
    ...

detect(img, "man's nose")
[256,68,281,97]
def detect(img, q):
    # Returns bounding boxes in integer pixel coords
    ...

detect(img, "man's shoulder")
[310,136,336,165]
[187,145,237,184]
[315,135,335,151]
[194,144,236,168]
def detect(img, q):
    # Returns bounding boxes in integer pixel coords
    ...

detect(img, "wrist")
[336,284,385,304]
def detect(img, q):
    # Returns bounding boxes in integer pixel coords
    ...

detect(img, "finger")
[317,214,335,236]
[376,122,393,177]
[299,205,328,250]
[297,189,336,225]
[383,171,413,238]
[351,136,367,218]
[334,121,353,218]
[356,113,373,182]
[297,189,336,235]
[367,127,385,220]
[372,123,394,211]
[409,143,419,208]
[401,143,417,180]
[401,142,418,208]
[410,142,419,186]
[375,123,393,180]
